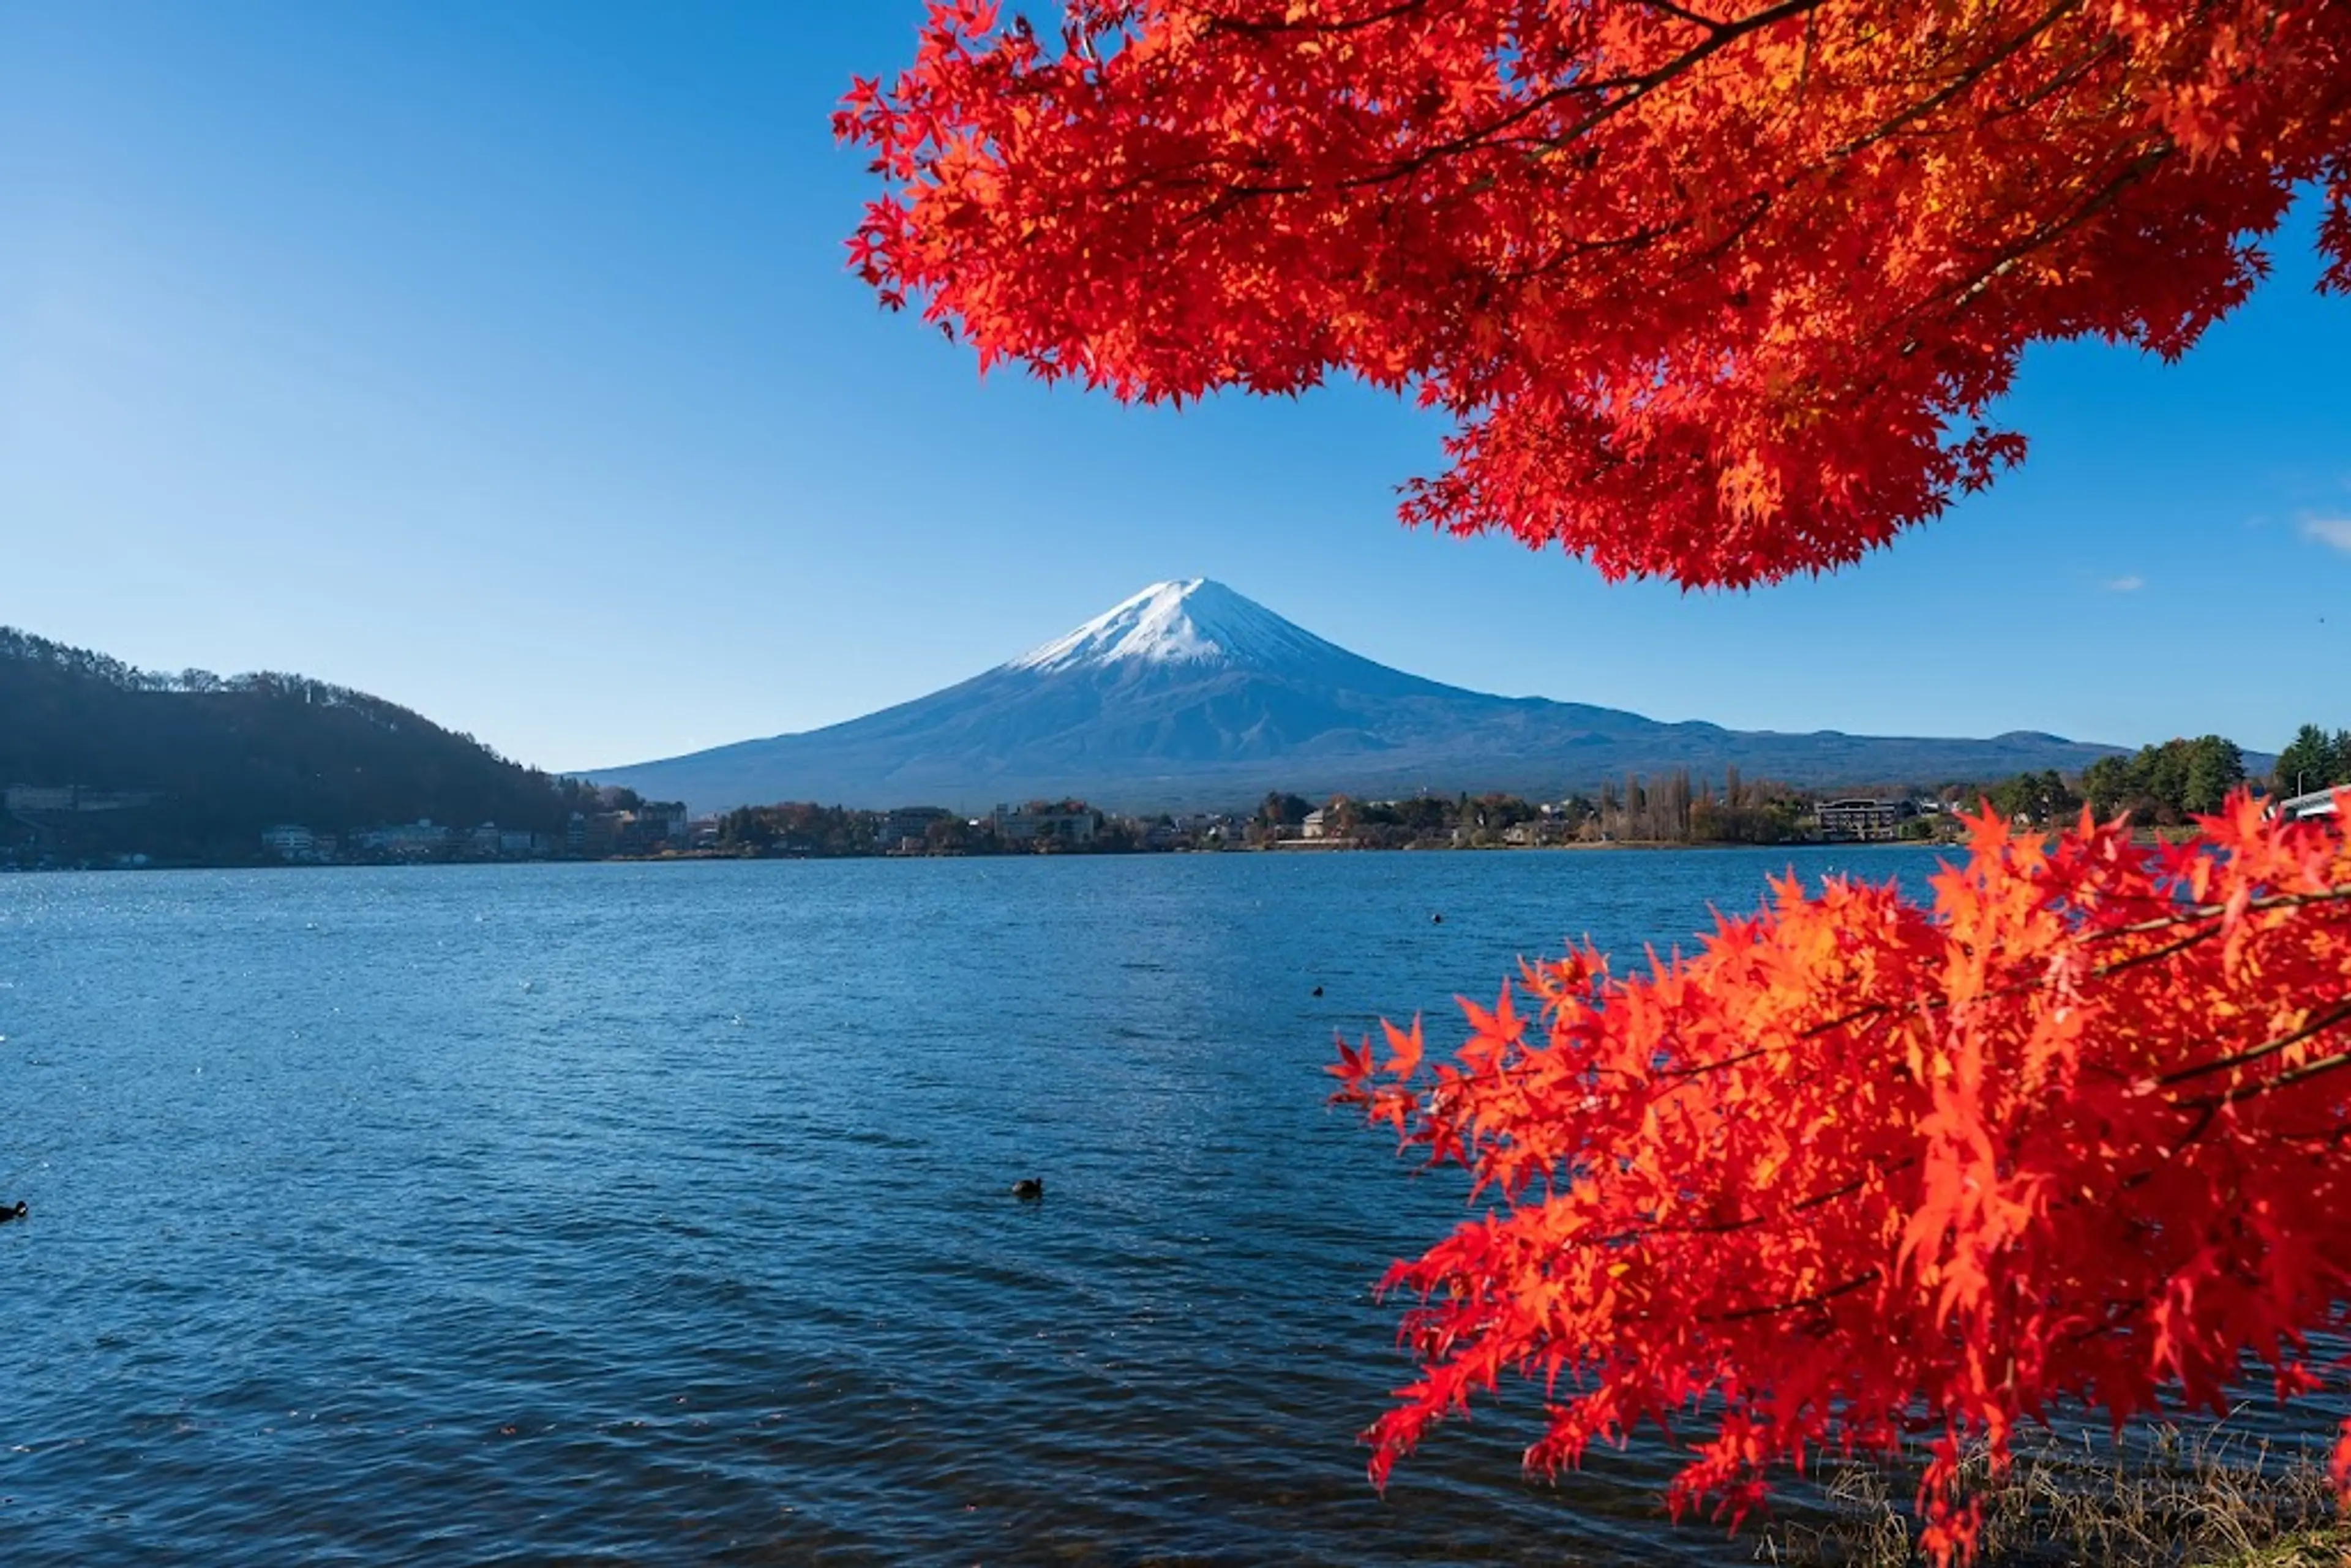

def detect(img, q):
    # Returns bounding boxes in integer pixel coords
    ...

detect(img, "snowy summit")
[588,578,2126,814]
[1008,579,1337,674]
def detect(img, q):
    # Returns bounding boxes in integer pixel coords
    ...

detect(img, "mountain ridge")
[585,580,2131,813]
[0,623,629,866]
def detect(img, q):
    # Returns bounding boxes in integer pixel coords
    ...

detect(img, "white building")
[261,824,316,858]
[992,803,1099,846]
[2278,787,2341,822]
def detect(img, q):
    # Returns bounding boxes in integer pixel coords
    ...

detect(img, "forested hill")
[0,626,604,865]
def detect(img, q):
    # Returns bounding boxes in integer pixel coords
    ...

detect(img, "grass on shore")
[1755,1420,2346,1567]
[2220,1530,2350,1567]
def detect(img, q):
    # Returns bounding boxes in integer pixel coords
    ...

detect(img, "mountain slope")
[587,580,2128,813]
[0,626,617,863]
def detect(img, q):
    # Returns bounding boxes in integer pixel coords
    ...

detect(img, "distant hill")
[0,626,610,865]
[587,579,2132,813]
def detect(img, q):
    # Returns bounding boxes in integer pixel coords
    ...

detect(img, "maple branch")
[1493,179,1785,286]
[1199,0,1433,40]
[2175,1041,2351,1112]
[1895,135,2174,331]
[1486,0,2093,284]
[1791,7,1817,108]
[1822,0,2082,163]
[1711,1268,1881,1323]
[2049,881,2351,992]
[1499,0,1829,160]
[1088,0,2117,321]
[1630,0,1737,32]
[2082,882,2351,948]
[1580,1158,1912,1248]
[1649,881,2351,1084]
[1194,0,1828,205]
[1490,209,1722,282]
[1984,32,2123,126]
[2155,999,2351,1088]
[1668,1167,1883,1234]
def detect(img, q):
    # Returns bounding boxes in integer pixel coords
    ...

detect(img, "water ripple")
[1,852,2334,1564]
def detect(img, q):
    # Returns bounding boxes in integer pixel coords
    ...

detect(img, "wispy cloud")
[2103,574,2146,593]
[2301,516,2351,555]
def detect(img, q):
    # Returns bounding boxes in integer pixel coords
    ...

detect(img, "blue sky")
[2,2,2345,772]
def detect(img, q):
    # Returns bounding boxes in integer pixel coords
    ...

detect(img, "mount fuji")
[585,580,2121,812]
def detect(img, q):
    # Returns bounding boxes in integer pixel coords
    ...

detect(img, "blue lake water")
[0,848,2326,1564]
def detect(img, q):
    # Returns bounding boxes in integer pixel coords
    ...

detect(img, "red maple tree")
[1332,797,2351,1561]
[841,6,2351,1559]
[839,0,2350,587]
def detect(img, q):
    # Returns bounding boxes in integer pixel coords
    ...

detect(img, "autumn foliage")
[1330,793,2351,1562]
[839,1,2351,586]
[841,7,2351,1561]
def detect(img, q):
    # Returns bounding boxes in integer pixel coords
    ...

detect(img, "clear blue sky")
[4,3,2345,771]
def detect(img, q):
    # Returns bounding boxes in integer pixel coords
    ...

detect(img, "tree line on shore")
[697,726,2341,860]
[1982,727,2347,831]
[1248,768,1820,847]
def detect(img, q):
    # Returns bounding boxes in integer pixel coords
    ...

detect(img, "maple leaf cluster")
[839,1,2351,586]
[840,11,2351,1560]
[1329,790,2351,1564]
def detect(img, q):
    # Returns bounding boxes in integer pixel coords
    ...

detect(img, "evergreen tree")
[2181,736,2246,816]
[2276,724,2346,795]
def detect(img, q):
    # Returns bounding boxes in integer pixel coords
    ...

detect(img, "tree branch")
[2156,999,2351,1087]
[1711,1268,1881,1323]
[1649,881,2351,1084]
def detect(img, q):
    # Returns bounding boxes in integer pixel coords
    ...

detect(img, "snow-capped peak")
[1010,579,1338,674]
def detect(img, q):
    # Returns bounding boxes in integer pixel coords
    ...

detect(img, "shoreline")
[0,838,1964,876]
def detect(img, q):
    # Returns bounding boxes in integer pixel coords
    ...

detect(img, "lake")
[0,847,2288,1564]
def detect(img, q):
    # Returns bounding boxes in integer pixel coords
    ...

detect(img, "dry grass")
[1755,1419,2347,1567]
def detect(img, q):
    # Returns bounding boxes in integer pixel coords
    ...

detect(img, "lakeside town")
[10,732,2342,873]
[0,777,1995,870]
[6,780,1944,870]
